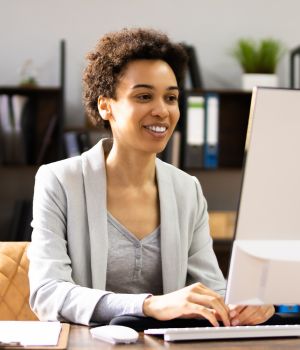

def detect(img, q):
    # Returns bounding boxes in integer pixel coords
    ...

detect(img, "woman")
[28,28,274,327]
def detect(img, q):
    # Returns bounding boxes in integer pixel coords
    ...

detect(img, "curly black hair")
[82,27,189,131]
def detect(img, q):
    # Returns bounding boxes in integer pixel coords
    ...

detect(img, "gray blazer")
[28,138,226,326]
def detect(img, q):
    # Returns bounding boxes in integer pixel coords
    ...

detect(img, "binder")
[183,45,203,89]
[64,132,80,158]
[36,115,58,165]
[183,94,205,168]
[11,95,28,165]
[0,95,14,164]
[165,131,181,168]
[204,93,219,168]
[77,131,91,154]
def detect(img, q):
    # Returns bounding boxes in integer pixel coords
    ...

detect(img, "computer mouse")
[90,325,139,344]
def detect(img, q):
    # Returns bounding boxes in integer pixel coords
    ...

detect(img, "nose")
[150,99,169,119]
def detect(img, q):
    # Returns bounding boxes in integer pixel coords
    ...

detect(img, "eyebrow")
[132,84,179,91]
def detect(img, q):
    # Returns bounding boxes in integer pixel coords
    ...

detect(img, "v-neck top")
[106,211,163,295]
[91,212,163,323]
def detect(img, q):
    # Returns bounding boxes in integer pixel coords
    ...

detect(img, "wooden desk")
[68,325,300,349]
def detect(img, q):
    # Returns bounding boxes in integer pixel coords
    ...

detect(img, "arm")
[28,165,110,325]
[28,165,153,324]
[189,178,275,326]
[91,293,151,323]
[186,177,227,296]
[143,176,230,326]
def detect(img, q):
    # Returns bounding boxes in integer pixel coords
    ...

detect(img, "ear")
[97,96,111,120]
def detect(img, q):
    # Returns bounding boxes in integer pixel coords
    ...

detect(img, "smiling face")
[98,59,180,155]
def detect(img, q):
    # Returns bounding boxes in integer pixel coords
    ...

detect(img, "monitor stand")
[225,240,300,305]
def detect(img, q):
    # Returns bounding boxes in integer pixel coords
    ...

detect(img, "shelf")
[212,239,233,245]
[0,165,40,170]
[184,88,252,95]
[0,86,61,93]
[184,167,243,171]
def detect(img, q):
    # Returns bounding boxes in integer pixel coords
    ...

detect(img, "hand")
[227,305,275,326]
[143,282,231,327]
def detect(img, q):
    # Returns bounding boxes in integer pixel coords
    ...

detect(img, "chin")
[138,140,168,155]
[146,145,166,155]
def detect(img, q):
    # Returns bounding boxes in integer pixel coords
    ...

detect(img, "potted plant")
[228,38,287,91]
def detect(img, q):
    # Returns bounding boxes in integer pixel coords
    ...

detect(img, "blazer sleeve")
[28,165,111,325]
[186,177,227,297]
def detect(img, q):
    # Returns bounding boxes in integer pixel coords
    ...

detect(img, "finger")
[192,294,230,327]
[247,306,275,326]
[189,304,220,327]
[194,285,230,315]
[231,306,260,326]
[209,309,223,323]
[228,304,247,318]
[240,307,265,325]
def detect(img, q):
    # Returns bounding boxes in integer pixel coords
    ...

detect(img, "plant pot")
[242,74,278,91]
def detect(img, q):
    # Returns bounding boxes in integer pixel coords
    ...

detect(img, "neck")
[105,140,157,188]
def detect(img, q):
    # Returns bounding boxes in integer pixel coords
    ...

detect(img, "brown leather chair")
[0,242,38,320]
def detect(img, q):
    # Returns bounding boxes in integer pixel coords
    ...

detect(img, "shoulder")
[156,158,202,203]
[36,155,83,184]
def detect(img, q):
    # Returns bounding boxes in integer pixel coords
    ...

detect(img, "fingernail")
[232,319,239,326]
[225,320,230,327]
[230,310,237,317]
[216,322,220,327]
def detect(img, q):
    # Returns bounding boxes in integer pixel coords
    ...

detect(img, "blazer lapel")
[82,139,112,290]
[156,159,182,294]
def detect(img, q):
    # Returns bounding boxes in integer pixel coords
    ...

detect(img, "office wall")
[0,0,299,126]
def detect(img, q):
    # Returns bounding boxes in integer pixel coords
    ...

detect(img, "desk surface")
[68,325,300,349]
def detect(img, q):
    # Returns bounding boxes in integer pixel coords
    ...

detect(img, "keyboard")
[144,325,300,341]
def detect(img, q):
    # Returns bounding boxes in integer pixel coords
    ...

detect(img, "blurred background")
[0,0,299,277]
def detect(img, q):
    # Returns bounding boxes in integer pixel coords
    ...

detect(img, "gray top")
[91,212,163,322]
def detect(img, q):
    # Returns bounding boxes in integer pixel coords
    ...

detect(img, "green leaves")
[228,38,287,74]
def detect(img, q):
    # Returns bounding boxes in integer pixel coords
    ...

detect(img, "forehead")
[119,59,177,87]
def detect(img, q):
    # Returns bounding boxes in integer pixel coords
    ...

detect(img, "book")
[36,115,58,165]
[77,131,91,154]
[183,94,205,168]
[11,95,28,165]
[64,132,80,158]
[164,131,181,168]
[183,45,203,89]
[0,95,14,164]
[204,93,219,168]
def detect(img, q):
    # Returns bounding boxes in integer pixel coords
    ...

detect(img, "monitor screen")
[225,88,300,305]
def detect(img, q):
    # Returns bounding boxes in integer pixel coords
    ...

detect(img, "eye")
[137,94,151,100]
[166,95,178,102]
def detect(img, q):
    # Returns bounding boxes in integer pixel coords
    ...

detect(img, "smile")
[145,126,167,133]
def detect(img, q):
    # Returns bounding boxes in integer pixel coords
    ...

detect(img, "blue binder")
[204,93,219,168]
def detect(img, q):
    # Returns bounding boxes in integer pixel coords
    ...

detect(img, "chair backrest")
[0,242,39,320]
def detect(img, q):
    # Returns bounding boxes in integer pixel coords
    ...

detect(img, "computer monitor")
[225,87,300,306]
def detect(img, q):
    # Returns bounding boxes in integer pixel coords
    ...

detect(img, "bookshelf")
[179,89,252,169]
[0,86,63,241]
[0,86,64,165]
[178,89,252,277]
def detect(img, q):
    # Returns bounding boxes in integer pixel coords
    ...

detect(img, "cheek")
[170,106,180,123]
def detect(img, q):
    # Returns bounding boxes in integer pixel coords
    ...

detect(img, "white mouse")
[90,325,139,344]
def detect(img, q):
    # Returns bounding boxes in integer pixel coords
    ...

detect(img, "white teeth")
[146,126,167,133]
